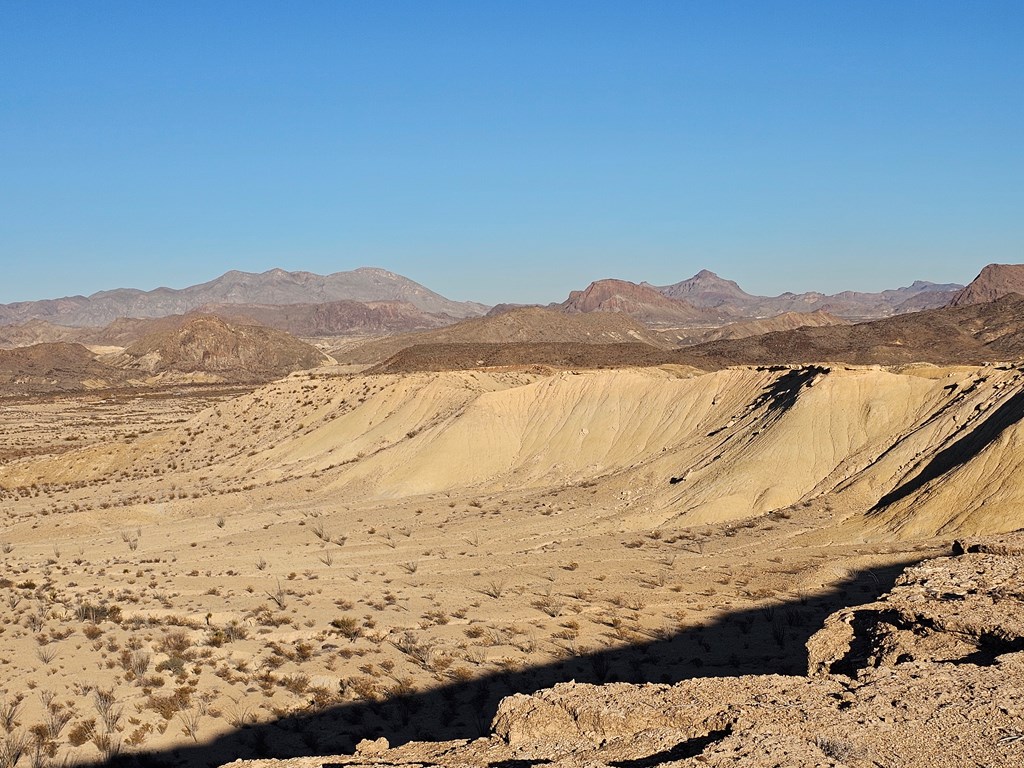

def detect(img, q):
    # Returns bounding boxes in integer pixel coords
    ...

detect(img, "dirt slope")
[8,362,1024,539]
[4,362,1024,766]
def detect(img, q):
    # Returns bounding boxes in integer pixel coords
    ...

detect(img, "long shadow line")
[88,560,919,768]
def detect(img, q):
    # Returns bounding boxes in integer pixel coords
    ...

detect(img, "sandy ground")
[0,362,1021,766]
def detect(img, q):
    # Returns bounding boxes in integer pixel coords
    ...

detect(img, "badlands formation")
[1,362,1023,767]
[0,266,1023,768]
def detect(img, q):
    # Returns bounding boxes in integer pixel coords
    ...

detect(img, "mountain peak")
[656,270,752,308]
[951,263,1024,307]
[558,278,720,326]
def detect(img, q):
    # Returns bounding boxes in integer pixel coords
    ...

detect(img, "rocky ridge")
[654,270,962,319]
[190,299,457,337]
[951,263,1024,306]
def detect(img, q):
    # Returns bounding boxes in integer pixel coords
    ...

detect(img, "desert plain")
[0,266,1023,768]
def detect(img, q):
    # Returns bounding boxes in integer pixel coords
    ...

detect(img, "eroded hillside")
[6,363,1024,538]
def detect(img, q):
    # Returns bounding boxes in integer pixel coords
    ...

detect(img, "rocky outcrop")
[653,269,754,308]
[559,279,723,327]
[807,533,1024,675]
[951,263,1024,306]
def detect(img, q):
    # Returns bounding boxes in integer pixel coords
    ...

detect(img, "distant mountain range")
[5,264,1024,353]
[492,271,965,329]
[2,263,1022,391]
[0,267,487,328]
[651,269,963,319]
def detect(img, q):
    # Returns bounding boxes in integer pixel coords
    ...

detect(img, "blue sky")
[1,1,1021,305]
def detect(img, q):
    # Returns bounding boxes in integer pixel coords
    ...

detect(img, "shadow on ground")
[91,559,919,768]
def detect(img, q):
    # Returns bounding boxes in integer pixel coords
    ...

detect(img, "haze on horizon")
[1,1,1021,306]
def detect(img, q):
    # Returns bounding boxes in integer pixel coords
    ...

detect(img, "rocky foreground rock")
[222,533,1024,768]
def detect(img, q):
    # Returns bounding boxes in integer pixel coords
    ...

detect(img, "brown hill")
[0,314,222,350]
[685,293,1024,368]
[80,315,193,347]
[368,342,671,374]
[336,307,669,366]
[950,263,1024,306]
[0,342,123,393]
[0,315,196,350]
[485,302,543,317]
[105,315,328,381]
[0,319,88,348]
[560,279,723,327]
[670,310,848,346]
[190,299,455,337]
[651,269,752,307]
[0,300,456,352]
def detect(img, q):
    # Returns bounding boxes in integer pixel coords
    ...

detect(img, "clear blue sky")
[1,1,1021,305]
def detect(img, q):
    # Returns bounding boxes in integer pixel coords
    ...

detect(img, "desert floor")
[0,366,981,766]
